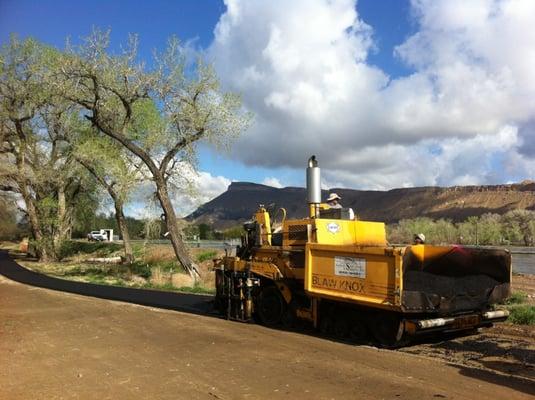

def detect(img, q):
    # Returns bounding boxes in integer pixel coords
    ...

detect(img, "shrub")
[504,291,528,305]
[508,305,535,325]
[58,240,122,258]
[128,262,152,279]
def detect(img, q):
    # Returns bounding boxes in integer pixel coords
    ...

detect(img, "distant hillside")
[186,180,535,229]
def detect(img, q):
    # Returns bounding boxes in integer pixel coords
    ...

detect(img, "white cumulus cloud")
[262,177,284,188]
[209,0,535,189]
[125,166,231,218]
[171,168,232,217]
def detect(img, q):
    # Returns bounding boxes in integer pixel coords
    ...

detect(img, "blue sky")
[0,0,411,186]
[2,0,534,216]
[1,0,414,188]
[0,0,413,75]
[0,1,223,50]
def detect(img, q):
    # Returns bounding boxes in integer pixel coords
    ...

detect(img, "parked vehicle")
[87,231,108,242]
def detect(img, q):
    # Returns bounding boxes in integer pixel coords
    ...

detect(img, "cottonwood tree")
[0,37,49,258]
[70,124,140,263]
[501,210,535,246]
[0,37,97,260]
[56,31,250,278]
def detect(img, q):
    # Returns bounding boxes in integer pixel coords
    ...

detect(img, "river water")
[512,252,535,275]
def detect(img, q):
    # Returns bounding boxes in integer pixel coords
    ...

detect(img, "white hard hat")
[415,233,425,242]
[326,193,341,202]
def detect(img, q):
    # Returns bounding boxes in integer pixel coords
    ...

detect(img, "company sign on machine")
[334,256,366,278]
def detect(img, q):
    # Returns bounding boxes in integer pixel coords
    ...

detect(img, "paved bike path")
[0,250,214,316]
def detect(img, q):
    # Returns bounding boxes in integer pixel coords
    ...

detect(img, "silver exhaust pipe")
[307,155,321,202]
[482,310,509,320]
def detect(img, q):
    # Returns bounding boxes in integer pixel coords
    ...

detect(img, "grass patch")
[130,242,148,259]
[196,250,217,263]
[81,273,126,286]
[0,241,19,251]
[141,281,215,295]
[130,245,183,272]
[154,260,181,272]
[85,274,109,285]
[128,261,152,279]
[174,284,215,295]
[507,305,535,325]
[59,240,122,259]
[16,242,216,295]
[504,291,528,305]
[61,266,110,277]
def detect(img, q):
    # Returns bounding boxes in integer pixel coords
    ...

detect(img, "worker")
[413,233,425,245]
[326,193,342,209]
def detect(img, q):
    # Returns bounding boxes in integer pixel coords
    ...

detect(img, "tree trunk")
[53,185,68,257]
[75,157,135,264]
[155,178,199,279]
[113,196,134,263]
[87,120,198,278]
[13,126,49,261]
[20,185,49,261]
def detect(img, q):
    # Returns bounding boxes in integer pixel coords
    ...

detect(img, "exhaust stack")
[306,155,321,217]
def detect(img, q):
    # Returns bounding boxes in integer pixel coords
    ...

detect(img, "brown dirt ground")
[512,274,535,304]
[1,274,534,400]
[400,273,535,380]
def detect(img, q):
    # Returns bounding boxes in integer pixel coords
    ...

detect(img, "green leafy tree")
[428,219,456,244]
[198,223,213,240]
[0,36,98,260]
[388,217,435,244]
[500,212,523,244]
[69,121,142,263]
[501,210,535,246]
[55,30,250,278]
[0,36,49,258]
[221,225,244,240]
[457,216,480,245]
[476,213,502,245]
[182,223,200,240]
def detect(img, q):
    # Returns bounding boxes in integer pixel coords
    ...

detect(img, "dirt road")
[1,276,533,399]
[401,273,535,380]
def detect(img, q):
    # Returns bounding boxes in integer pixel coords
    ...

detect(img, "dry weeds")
[150,267,172,286]
[144,245,176,264]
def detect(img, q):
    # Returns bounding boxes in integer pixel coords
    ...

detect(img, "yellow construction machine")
[213,156,511,346]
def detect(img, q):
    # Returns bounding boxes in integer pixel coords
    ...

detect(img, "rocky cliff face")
[186,180,535,229]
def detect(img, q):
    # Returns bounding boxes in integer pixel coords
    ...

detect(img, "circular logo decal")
[327,222,340,234]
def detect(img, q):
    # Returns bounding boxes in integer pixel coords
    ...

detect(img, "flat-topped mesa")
[227,182,276,192]
[188,180,535,229]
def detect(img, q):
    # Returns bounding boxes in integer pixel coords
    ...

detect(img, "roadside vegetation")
[3,241,218,294]
[499,290,535,326]
[507,305,535,325]
[387,211,535,246]
[182,223,244,240]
